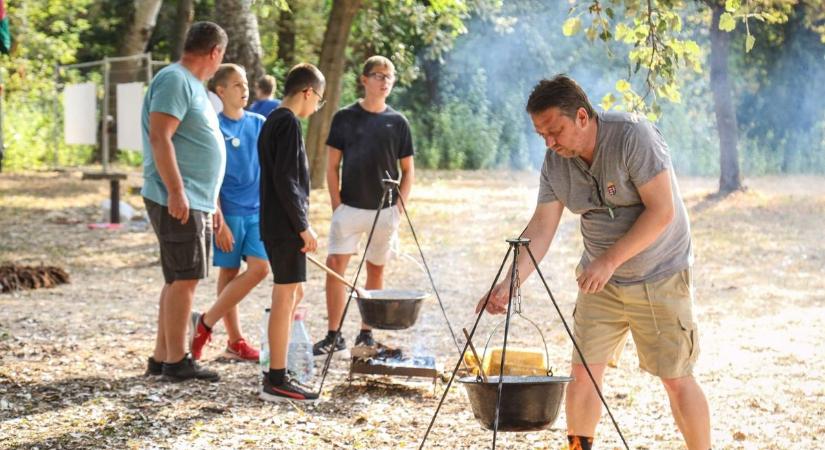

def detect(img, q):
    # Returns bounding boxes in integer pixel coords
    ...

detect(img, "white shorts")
[327,204,400,265]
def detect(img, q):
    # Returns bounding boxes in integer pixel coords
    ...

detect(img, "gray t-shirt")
[537,111,691,285]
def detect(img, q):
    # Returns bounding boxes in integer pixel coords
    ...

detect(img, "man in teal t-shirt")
[141,21,227,383]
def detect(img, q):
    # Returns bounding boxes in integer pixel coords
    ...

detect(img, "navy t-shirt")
[258,108,310,240]
[217,111,265,216]
[248,98,281,118]
[326,102,414,209]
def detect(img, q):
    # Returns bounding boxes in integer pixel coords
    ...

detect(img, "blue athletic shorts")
[213,213,268,268]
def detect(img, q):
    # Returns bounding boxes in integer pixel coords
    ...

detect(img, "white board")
[116,82,145,151]
[63,82,98,145]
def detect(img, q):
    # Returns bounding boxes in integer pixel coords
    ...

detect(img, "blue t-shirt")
[218,111,266,216]
[248,98,281,117]
[141,63,226,213]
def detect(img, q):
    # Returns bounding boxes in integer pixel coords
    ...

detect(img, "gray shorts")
[144,197,211,284]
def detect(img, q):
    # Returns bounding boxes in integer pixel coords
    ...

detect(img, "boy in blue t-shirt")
[191,64,269,361]
[248,74,281,117]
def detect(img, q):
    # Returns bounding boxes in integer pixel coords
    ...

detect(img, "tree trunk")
[710,3,743,194]
[120,0,164,58]
[306,0,362,187]
[277,1,296,68]
[102,0,162,163]
[173,0,195,61]
[215,0,265,104]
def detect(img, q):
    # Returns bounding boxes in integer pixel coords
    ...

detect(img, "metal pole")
[145,52,153,82]
[0,69,5,173]
[110,179,120,224]
[101,56,110,173]
[316,184,393,395]
[418,245,513,450]
[525,247,631,449]
[53,64,61,168]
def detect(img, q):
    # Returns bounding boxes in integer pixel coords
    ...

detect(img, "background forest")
[1,0,824,189]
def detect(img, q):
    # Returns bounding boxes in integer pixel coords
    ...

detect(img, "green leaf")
[725,0,741,13]
[600,93,616,111]
[615,79,631,93]
[719,13,736,32]
[745,34,756,52]
[562,17,582,37]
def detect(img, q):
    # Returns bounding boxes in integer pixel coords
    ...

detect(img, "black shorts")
[263,239,306,284]
[144,197,211,284]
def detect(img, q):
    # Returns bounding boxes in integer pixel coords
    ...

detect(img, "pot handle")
[480,311,553,377]
[397,252,432,293]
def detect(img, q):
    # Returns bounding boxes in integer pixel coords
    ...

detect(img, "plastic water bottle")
[287,307,314,384]
[259,308,270,376]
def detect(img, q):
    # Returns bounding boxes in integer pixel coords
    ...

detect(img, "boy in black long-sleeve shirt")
[257,63,326,402]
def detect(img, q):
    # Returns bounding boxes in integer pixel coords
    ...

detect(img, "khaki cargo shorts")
[571,266,699,379]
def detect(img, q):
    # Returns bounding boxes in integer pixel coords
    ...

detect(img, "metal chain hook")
[512,259,523,315]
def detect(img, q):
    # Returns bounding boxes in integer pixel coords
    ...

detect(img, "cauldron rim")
[457,375,574,386]
[358,289,428,301]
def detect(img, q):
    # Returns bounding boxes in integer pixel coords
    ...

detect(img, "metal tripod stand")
[418,238,630,449]
[316,175,463,395]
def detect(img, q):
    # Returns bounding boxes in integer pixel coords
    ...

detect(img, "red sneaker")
[226,338,259,361]
[190,312,212,360]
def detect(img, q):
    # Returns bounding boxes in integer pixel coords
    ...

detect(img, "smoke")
[424,1,627,168]
[402,0,825,174]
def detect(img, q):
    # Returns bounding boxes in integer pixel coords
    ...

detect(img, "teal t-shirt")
[141,63,226,213]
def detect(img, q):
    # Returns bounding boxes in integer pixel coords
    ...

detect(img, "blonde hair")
[208,63,246,92]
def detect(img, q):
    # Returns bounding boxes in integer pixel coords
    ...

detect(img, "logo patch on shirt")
[607,182,617,196]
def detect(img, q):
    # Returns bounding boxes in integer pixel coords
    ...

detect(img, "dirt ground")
[0,169,823,449]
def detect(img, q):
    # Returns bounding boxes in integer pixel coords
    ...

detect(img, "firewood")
[0,264,70,293]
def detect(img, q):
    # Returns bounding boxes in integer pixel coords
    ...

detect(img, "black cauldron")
[458,375,573,432]
[356,289,427,330]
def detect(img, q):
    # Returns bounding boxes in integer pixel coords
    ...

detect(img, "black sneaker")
[144,356,163,376]
[161,354,220,382]
[260,374,318,403]
[312,333,349,359]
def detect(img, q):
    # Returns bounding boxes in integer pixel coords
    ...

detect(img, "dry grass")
[1,169,823,449]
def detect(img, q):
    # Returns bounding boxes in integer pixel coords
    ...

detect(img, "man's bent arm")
[476,200,564,314]
[149,112,184,196]
[600,170,675,269]
[508,200,564,284]
[578,170,675,293]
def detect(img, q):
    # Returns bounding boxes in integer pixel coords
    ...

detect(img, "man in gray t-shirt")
[476,75,710,450]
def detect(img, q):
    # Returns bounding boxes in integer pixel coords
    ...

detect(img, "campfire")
[349,346,442,381]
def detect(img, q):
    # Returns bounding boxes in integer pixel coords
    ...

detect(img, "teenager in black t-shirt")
[257,63,325,402]
[313,56,415,358]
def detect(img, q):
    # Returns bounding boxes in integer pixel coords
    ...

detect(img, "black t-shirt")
[257,108,309,240]
[326,102,414,209]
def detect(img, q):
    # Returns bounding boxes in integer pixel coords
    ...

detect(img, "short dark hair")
[183,21,228,56]
[282,63,325,97]
[257,75,277,96]
[209,64,246,92]
[362,55,395,77]
[526,74,595,119]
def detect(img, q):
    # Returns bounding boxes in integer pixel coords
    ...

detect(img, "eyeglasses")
[367,72,395,83]
[307,87,326,110]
